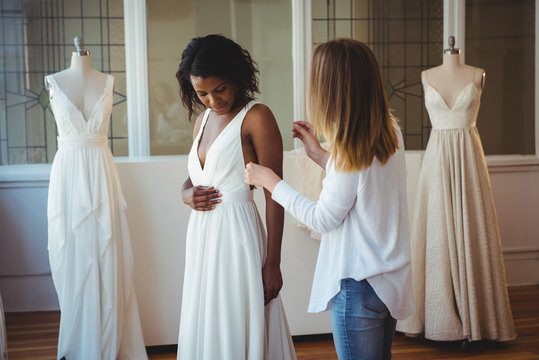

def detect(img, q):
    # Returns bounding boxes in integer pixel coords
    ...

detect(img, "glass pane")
[146,0,294,155]
[311,0,444,150]
[466,0,535,155]
[0,0,126,165]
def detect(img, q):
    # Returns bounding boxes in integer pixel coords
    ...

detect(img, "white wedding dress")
[396,78,516,342]
[45,75,148,359]
[178,101,296,360]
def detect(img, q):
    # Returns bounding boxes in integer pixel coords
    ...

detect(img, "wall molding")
[503,247,539,255]
[0,180,49,189]
[503,247,539,286]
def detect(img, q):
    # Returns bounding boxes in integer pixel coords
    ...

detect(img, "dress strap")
[195,108,212,143]
[472,68,485,91]
[44,75,56,99]
[237,100,260,126]
[422,70,430,87]
[104,74,114,94]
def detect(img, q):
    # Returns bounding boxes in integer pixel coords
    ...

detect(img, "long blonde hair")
[307,39,398,172]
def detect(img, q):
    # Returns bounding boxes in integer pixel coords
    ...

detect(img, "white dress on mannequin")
[396,71,517,342]
[45,74,148,359]
[178,101,296,360]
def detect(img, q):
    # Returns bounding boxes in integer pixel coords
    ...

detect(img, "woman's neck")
[442,53,463,68]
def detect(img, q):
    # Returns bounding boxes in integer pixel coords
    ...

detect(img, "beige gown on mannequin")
[45,39,148,359]
[396,45,517,343]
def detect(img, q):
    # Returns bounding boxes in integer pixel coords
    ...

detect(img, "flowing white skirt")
[178,200,296,360]
[48,146,147,359]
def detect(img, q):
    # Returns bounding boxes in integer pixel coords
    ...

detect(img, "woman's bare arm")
[243,104,284,305]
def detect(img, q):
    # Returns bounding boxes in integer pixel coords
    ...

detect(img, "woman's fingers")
[294,124,317,146]
[194,186,220,198]
[192,186,221,211]
[293,121,315,134]
[193,195,221,211]
[244,162,255,185]
[292,127,304,141]
[195,200,219,211]
[244,162,264,186]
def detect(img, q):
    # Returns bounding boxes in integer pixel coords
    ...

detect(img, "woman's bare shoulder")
[244,103,277,128]
[249,102,273,117]
[243,103,280,142]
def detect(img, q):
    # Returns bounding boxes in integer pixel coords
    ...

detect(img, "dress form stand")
[422,36,485,108]
[46,36,107,121]
[44,37,148,359]
[396,35,517,350]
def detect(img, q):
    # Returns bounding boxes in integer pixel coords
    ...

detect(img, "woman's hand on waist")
[182,179,222,211]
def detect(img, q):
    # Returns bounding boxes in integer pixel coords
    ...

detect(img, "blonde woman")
[245,39,414,359]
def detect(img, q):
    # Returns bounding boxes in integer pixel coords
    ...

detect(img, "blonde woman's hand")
[244,162,281,192]
[293,121,329,169]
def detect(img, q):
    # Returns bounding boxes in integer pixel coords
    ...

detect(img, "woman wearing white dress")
[176,34,295,360]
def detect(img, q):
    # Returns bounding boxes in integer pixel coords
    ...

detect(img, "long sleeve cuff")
[271,180,296,208]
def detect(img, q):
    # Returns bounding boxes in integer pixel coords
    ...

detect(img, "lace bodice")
[45,75,114,138]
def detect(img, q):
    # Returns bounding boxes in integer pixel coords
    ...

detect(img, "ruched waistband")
[58,135,108,148]
[220,190,254,203]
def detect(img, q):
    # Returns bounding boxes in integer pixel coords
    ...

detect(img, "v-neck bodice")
[424,81,481,130]
[188,101,257,191]
[46,74,114,137]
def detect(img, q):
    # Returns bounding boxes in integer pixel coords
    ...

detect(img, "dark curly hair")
[176,34,260,121]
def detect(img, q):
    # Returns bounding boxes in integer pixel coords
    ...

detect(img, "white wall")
[488,164,539,285]
[0,154,538,346]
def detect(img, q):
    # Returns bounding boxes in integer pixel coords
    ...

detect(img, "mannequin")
[46,36,107,121]
[396,35,516,346]
[422,36,485,109]
[44,37,148,359]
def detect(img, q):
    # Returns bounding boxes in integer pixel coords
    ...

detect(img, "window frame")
[293,0,539,167]
[124,0,150,157]
[1,0,537,181]
[450,0,539,166]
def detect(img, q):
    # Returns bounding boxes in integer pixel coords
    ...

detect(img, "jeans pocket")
[361,280,388,314]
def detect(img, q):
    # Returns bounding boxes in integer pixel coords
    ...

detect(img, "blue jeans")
[330,278,397,360]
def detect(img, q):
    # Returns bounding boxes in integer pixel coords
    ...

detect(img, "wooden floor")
[4,285,539,359]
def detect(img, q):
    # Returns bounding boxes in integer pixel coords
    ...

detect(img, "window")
[466,0,535,155]
[310,0,536,155]
[1,0,536,166]
[146,0,294,155]
[311,0,444,150]
[0,0,127,165]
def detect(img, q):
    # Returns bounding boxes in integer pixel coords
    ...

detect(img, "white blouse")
[272,127,414,320]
